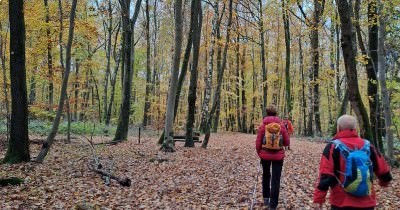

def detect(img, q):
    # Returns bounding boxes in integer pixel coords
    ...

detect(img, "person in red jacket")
[313,115,392,210]
[256,105,290,209]
[281,118,294,136]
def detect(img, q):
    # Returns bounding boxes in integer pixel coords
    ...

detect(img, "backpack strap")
[332,139,351,158]
[361,139,371,156]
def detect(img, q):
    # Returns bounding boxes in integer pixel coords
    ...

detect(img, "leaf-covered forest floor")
[1,133,399,209]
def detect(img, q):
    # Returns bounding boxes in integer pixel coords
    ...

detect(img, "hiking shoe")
[263,198,270,206]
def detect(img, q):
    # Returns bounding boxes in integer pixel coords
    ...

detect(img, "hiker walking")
[313,115,392,210]
[281,117,294,136]
[255,105,290,210]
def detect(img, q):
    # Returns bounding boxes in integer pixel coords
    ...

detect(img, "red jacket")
[256,116,290,161]
[313,129,392,208]
[281,119,294,136]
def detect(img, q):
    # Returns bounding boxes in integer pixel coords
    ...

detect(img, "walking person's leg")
[261,159,272,205]
[269,160,284,209]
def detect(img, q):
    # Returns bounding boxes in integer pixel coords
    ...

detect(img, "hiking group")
[255,105,393,210]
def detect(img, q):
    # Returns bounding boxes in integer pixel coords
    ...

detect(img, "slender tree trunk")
[185,0,202,147]
[282,0,292,120]
[58,0,64,69]
[28,72,36,105]
[143,0,152,127]
[235,35,241,131]
[36,0,78,163]
[336,0,373,140]
[103,0,113,121]
[161,0,183,152]
[335,10,341,101]
[354,0,380,148]
[114,0,142,141]
[299,35,307,136]
[241,45,247,133]
[73,61,80,121]
[250,45,256,134]
[44,0,54,110]
[200,1,219,132]
[106,49,121,126]
[3,0,30,163]
[259,0,267,117]
[378,3,394,162]
[202,0,233,149]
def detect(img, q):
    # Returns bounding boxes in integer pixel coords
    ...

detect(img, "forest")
[0,0,400,209]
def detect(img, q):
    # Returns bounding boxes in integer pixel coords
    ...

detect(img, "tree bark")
[259,0,267,117]
[241,44,247,133]
[142,0,152,127]
[35,0,78,163]
[0,31,10,141]
[103,0,113,121]
[336,0,373,140]
[3,0,30,163]
[299,35,307,136]
[354,0,380,149]
[202,0,233,148]
[200,1,219,133]
[161,0,184,152]
[378,3,394,162]
[113,0,142,141]
[185,0,202,147]
[44,0,54,110]
[282,0,292,120]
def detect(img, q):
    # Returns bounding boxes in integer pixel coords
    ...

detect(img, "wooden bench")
[173,131,202,143]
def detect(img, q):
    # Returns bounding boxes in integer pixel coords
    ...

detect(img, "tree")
[336,0,373,140]
[202,0,233,148]
[282,0,292,120]
[44,0,54,110]
[36,0,78,163]
[161,0,184,152]
[3,0,30,163]
[113,0,142,141]
[185,0,202,147]
[142,0,152,127]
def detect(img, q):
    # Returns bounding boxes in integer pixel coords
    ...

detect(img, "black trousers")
[261,159,283,208]
[331,206,374,210]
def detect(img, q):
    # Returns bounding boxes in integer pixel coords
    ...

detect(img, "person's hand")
[313,203,322,210]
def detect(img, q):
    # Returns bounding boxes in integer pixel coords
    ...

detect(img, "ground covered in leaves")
[1,133,399,209]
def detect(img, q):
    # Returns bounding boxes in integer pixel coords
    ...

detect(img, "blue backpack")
[332,139,373,197]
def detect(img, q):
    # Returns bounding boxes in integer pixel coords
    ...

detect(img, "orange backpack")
[262,123,283,150]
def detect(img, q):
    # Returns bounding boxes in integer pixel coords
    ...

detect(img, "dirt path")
[1,133,399,209]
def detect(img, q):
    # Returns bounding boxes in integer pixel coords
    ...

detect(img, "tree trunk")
[105,48,122,126]
[378,4,394,162]
[354,0,380,148]
[200,1,219,133]
[44,0,54,110]
[241,44,247,133]
[336,0,373,140]
[103,0,113,121]
[185,0,202,147]
[58,0,64,69]
[202,0,233,149]
[311,0,325,137]
[259,0,267,117]
[114,0,142,141]
[235,35,241,131]
[282,0,292,120]
[142,0,152,127]
[36,0,78,163]
[3,0,30,163]
[299,35,307,136]
[161,0,183,152]
[74,61,80,121]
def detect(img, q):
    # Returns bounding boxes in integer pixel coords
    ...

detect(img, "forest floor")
[0,133,399,209]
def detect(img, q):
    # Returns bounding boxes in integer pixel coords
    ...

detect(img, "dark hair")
[266,105,277,116]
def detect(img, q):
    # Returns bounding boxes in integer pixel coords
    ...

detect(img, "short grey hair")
[337,115,357,131]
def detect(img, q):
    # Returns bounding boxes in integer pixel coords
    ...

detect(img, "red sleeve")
[255,123,265,154]
[313,144,335,204]
[370,146,392,186]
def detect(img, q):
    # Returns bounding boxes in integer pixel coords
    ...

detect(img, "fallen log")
[88,164,131,187]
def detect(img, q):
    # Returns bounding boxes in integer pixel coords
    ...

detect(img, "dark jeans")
[331,206,374,210]
[261,159,283,208]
